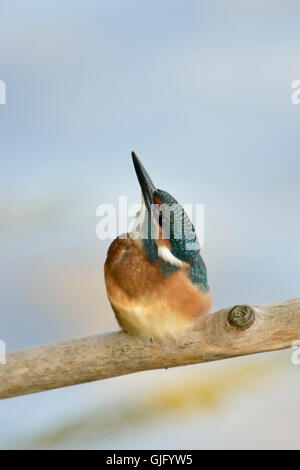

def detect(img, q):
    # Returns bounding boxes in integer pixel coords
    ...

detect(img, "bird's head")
[130,151,200,267]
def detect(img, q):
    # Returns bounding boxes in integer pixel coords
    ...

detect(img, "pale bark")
[0,299,299,399]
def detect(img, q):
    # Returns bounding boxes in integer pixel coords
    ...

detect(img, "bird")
[104,152,212,341]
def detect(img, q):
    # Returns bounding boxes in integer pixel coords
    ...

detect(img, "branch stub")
[227,304,255,330]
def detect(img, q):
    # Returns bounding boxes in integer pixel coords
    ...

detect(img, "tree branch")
[1,298,299,400]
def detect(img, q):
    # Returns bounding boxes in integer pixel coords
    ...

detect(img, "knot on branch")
[227,304,255,330]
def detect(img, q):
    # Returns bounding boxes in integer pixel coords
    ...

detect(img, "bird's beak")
[131,151,156,211]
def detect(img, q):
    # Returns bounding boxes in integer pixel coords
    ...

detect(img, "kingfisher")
[104,152,212,341]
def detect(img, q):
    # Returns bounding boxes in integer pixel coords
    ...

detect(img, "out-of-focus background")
[1,0,300,450]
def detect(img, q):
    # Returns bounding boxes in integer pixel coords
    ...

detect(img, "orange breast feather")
[104,235,212,340]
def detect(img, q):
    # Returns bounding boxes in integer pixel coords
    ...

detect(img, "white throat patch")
[157,245,187,268]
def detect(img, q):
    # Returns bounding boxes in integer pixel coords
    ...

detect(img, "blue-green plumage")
[141,188,209,292]
[160,262,179,277]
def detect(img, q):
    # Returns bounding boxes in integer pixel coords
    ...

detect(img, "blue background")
[0,0,300,449]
